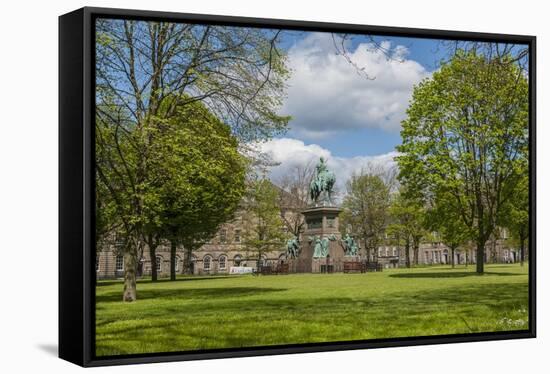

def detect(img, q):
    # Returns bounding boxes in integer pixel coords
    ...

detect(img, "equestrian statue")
[309,157,336,206]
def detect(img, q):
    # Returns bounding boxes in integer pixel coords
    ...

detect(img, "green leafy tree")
[426,192,471,268]
[95,106,146,299]
[341,172,391,261]
[150,100,247,281]
[242,179,287,270]
[397,51,528,274]
[500,175,529,266]
[387,190,426,268]
[95,20,291,300]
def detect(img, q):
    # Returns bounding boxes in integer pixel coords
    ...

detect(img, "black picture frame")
[59,6,536,367]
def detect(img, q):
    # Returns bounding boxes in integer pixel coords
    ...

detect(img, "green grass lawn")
[95,264,529,356]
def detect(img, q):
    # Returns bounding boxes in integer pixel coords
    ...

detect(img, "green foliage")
[499,175,529,263]
[397,51,529,273]
[95,19,294,298]
[425,191,471,251]
[341,173,391,259]
[95,105,141,242]
[387,190,427,266]
[96,264,528,355]
[242,179,288,265]
[148,98,247,247]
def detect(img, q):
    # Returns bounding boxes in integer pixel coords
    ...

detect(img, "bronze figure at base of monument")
[291,205,344,273]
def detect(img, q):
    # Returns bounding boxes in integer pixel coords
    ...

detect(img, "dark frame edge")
[528,36,536,338]
[59,7,93,367]
[82,6,535,42]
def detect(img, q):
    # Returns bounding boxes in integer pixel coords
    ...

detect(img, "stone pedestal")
[291,206,345,273]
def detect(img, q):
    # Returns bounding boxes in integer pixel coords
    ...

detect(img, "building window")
[156,256,162,272]
[219,255,227,270]
[234,254,242,266]
[96,256,100,272]
[234,229,241,243]
[115,255,124,272]
[175,257,180,272]
[220,229,227,243]
[393,247,397,256]
[204,255,212,271]
[114,233,125,249]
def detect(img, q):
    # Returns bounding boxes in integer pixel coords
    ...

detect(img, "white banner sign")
[229,266,254,274]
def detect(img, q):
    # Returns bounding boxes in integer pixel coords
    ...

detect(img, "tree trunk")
[364,237,371,262]
[451,246,455,269]
[123,243,138,302]
[476,240,484,274]
[405,240,411,268]
[170,239,177,281]
[520,237,525,267]
[149,242,158,282]
[183,245,193,274]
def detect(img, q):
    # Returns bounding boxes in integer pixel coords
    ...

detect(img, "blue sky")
[272,32,448,158]
[256,31,453,189]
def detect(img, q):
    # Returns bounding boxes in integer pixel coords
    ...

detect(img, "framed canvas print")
[59,7,536,367]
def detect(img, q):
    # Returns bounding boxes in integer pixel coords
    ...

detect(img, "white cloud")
[254,138,399,193]
[283,33,430,139]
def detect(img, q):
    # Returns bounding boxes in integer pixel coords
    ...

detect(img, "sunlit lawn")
[95,263,529,356]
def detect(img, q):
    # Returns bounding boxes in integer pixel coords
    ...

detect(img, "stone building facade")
[96,216,287,280]
[374,228,525,268]
[96,215,526,279]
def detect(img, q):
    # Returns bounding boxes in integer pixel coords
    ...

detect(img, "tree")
[426,192,471,268]
[439,41,529,74]
[500,175,529,266]
[150,99,247,281]
[96,20,290,143]
[143,232,162,282]
[95,20,291,300]
[95,106,146,300]
[242,179,287,269]
[387,190,426,268]
[95,169,120,250]
[276,163,315,239]
[397,51,529,274]
[341,172,391,261]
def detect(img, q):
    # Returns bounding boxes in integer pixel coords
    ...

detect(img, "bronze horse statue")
[309,157,336,205]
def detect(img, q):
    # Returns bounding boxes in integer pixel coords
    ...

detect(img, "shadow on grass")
[389,272,523,279]
[97,286,287,303]
[96,281,529,354]
[97,275,235,287]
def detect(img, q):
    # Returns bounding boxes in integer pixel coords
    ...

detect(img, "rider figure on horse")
[309,157,336,206]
